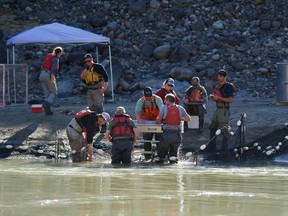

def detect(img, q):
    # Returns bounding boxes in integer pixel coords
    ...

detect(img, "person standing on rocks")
[134,87,163,160]
[66,109,110,162]
[105,106,138,164]
[40,46,63,115]
[184,76,208,133]
[81,53,109,133]
[155,94,191,164]
[155,78,180,104]
[208,69,234,156]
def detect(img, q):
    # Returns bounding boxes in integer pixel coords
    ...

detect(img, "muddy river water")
[1,159,288,216]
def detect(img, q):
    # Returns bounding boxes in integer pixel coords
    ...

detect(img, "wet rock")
[153,44,171,59]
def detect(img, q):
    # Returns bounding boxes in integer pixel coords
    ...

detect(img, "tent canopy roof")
[6,22,110,46]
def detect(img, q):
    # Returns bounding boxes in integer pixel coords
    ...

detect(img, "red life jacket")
[74,109,93,132]
[42,53,59,72]
[165,105,181,126]
[111,114,134,138]
[75,109,92,120]
[214,82,235,102]
[141,95,160,120]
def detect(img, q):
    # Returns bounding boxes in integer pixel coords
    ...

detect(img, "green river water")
[1,159,288,216]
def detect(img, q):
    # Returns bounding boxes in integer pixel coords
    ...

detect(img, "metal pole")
[25,66,28,104]
[108,44,114,101]
[13,65,16,104]
[96,46,99,63]
[2,65,5,105]
[6,48,9,64]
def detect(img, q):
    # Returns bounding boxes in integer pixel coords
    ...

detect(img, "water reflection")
[0,160,288,216]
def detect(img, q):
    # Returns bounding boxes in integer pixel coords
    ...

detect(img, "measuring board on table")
[133,120,184,134]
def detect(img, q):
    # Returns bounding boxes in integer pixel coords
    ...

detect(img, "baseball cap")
[83,53,93,60]
[164,78,175,86]
[217,69,227,77]
[191,76,200,85]
[101,112,110,121]
[115,106,126,113]
[144,87,153,97]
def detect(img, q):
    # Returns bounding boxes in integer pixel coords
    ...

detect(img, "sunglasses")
[84,60,91,63]
[167,84,174,87]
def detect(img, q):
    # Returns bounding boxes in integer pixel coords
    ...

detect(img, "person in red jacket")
[155,78,180,104]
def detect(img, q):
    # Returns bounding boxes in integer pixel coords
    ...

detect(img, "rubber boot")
[220,131,229,159]
[42,101,53,115]
[198,119,204,133]
[206,129,217,153]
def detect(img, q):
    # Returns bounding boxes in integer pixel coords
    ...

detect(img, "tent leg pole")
[108,45,114,102]
[95,46,99,63]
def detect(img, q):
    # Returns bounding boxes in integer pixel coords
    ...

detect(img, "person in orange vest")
[66,110,110,162]
[105,106,138,164]
[208,69,234,156]
[155,78,180,104]
[134,87,163,160]
[39,46,63,115]
[184,76,208,133]
[155,94,191,163]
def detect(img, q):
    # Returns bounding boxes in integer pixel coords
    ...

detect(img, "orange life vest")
[111,114,134,138]
[141,95,160,120]
[164,105,181,126]
[42,53,59,72]
[187,86,203,102]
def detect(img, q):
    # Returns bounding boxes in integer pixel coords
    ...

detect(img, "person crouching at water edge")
[105,106,138,164]
[155,94,191,164]
[66,109,110,162]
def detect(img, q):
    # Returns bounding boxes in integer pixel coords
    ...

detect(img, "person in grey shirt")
[39,46,63,115]
[156,94,191,163]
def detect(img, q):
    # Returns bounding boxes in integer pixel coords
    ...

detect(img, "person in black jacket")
[80,53,109,133]
[66,109,110,162]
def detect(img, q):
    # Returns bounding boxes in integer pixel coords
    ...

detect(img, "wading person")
[105,106,138,164]
[155,78,180,104]
[155,94,191,163]
[66,109,110,162]
[40,46,63,115]
[208,69,234,157]
[81,53,109,133]
[184,76,208,133]
[134,87,163,160]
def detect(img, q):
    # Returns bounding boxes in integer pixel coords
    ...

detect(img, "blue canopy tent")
[6,22,114,101]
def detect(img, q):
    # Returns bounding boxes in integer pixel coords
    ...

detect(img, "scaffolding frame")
[0,64,28,106]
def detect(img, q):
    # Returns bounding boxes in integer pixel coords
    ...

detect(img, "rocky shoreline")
[0,0,288,104]
[0,96,287,162]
